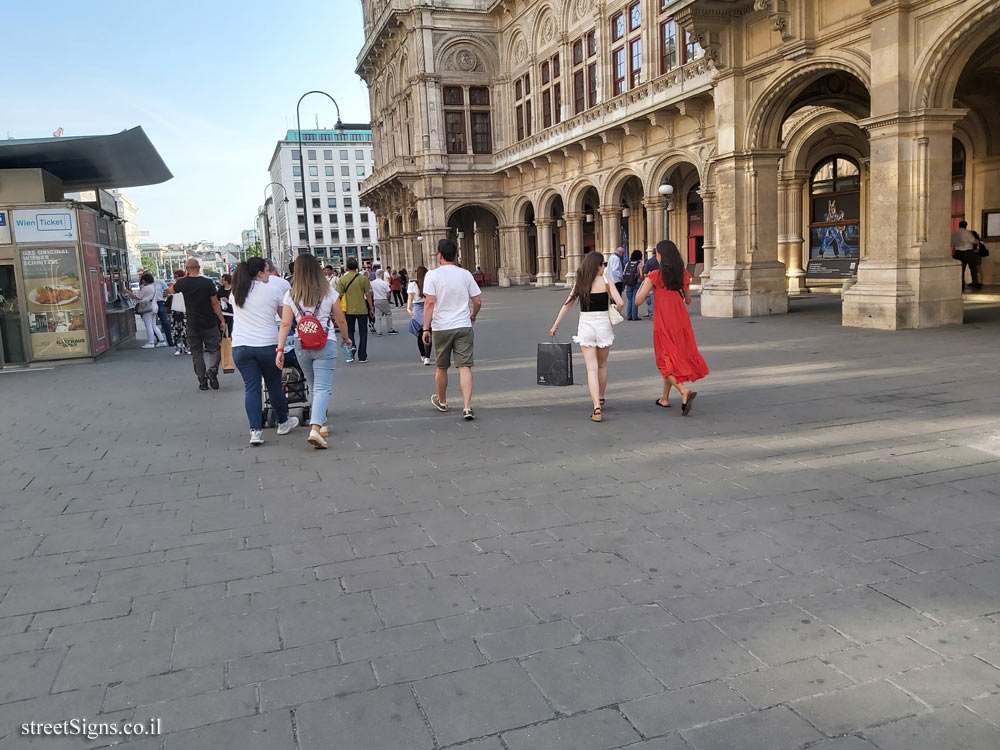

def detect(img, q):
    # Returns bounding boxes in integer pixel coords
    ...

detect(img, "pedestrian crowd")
[139,236,710,448]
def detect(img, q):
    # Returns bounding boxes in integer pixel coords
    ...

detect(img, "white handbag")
[605,278,624,325]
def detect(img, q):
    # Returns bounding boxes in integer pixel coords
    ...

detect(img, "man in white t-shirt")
[422,239,482,420]
[265,258,292,296]
[370,270,398,336]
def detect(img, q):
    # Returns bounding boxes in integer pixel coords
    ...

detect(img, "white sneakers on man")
[276,416,300,435]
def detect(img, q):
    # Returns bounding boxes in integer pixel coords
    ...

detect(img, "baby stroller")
[262,343,311,427]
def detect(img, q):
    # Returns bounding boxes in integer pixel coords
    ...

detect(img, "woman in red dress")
[634,240,708,415]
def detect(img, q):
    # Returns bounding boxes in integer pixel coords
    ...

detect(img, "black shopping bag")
[537,342,573,386]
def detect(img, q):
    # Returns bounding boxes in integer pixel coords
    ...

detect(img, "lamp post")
[296,91,345,257]
[658,182,674,246]
[263,182,289,261]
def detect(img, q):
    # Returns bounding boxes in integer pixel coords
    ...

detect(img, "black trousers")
[955,249,981,286]
[345,314,369,361]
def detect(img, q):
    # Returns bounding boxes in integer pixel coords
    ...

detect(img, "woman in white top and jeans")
[130,272,167,348]
[231,257,298,446]
[277,254,352,449]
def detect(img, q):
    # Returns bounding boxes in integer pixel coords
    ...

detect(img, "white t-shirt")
[371,278,391,301]
[269,275,291,296]
[231,279,287,347]
[406,280,420,299]
[423,264,481,331]
[283,288,339,332]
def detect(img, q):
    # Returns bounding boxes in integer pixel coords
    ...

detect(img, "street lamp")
[658,182,674,243]
[263,182,289,261]
[296,90,345,257]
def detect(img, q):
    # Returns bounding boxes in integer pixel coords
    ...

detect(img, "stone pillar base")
[500,270,531,286]
[842,259,962,329]
[787,270,808,294]
[535,273,555,287]
[700,261,789,318]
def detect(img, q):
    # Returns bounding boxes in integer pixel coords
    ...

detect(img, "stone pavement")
[1,289,1000,750]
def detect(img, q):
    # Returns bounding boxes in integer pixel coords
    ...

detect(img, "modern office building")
[241,229,260,251]
[266,126,380,268]
[357,0,1000,329]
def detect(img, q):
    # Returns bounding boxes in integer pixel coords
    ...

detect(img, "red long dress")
[648,270,709,383]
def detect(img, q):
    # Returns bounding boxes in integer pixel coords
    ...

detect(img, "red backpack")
[294,302,328,350]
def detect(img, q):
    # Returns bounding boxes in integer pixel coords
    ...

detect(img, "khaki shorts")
[433,327,474,369]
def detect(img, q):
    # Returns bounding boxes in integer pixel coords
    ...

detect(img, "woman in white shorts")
[548,251,625,422]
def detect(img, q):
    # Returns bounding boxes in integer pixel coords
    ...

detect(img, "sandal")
[681,392,697,416]
[654,399,671,408]
[591,407,603,423]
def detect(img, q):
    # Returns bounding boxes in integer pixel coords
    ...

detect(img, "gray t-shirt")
[951,228,978,252]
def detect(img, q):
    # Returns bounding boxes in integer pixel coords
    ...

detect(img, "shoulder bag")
[605,279,624,325]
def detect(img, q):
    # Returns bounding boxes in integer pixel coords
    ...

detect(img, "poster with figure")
[809,197,860,259]
[19,247,89,358]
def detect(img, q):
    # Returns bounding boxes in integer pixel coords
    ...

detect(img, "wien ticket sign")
[12,210,78,243]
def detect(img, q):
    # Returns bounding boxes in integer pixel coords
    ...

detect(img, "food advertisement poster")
[20,247,89,359]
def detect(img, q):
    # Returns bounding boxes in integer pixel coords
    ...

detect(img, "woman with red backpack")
[276,253,352,449]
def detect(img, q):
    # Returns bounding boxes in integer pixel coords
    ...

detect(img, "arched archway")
[447,204,502,280]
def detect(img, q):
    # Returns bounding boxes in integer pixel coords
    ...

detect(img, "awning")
[0,127,172,189]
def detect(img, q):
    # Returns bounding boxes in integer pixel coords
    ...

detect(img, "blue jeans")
[625,284,639,320]
[294,338,337,427]
[156,301,174,346]
[233,345,288,430]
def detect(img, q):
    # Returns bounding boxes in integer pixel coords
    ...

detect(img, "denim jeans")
[233,344,288,430]
[294,338,337,426]
[156,301,174,346]
[345,313,369,361]
[625,284,639,320]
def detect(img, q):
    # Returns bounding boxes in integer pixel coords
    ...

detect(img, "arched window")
[809,156,860,259]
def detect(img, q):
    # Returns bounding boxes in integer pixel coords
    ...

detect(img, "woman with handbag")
[548,252,625,422]
[406,266,432,365]
[277,254,352,450]
[166,269,190,356]
[634,240,709,416]
[129,272,167,349]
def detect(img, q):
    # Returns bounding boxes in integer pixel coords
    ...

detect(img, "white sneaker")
[154,341,167,348]
[249,430,264,446]
[174,349,182,356]
[423,357,432,366]
[141,343,155,349]
[276,416,299,435]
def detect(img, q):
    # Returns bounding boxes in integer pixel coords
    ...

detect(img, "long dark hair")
[656,240,684,291]
[569,252,605,309]
[232,257,267,307]
[415,265,428,298]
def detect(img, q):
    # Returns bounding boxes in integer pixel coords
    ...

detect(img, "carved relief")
[541,17,556,46]
[754,0,793,42]
[573,0,595,22]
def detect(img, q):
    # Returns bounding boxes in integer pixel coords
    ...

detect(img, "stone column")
[424,227,449,269]
[564,212,585,286]
[600,207,621,257]
[785,175,807,292]
[643,197,665,250]
[701,152,789,318]
[535,218,555,287]
[699,188,716,282]
[842,111,964,329]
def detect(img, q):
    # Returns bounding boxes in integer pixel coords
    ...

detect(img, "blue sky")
[3,0,371,245]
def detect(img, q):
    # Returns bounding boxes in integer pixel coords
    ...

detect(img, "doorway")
[0,265,27,366]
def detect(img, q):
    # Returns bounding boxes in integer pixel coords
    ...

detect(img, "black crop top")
[580,291,609,312]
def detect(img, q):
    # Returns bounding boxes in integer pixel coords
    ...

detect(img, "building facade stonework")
[357,0,1000,329]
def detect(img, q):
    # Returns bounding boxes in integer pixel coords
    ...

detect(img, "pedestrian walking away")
[549,252,625,422]
[623,249,644,320]
[277,254,352,449]
[371,269,398,335]
[153,274,174,347]
[265,258,292,297]
[166,269,190,355]
[642,250,659,318]
[607,246,627,295]
[389,268,405,306]
[335,258,374,363]
[129,272,168,349]
[407,265,432,365]
[635,240,709,416]
[422,239,482,420]
[217,273,235,336]
[951,220,983,290]
[230,257,299,445]
[173,258,227,390]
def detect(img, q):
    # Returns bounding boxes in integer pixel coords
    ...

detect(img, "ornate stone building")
[358,0,1000,329]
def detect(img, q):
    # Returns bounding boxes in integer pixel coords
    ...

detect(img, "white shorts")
[573,311,615,348]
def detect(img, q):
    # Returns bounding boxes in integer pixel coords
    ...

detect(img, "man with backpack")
[334,257,374,363]
[622,250,644,320]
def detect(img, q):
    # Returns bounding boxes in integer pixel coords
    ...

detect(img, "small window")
[587,30,597,57]
[553,83,562,124]
[325,166,334,176]
[341,165,350,176]
[472,111,492,154]
[685,30,703,62]
[308,150,316,160]
[515,79,523,100]
[360,213,369,224]
[297,214,305,225]
[355,149,364,159]
[292,149,301,160]
[310,181,319,193]
[541,61,550,85]
[313,213,322,224]
[445,111,466,154]
[340,150,349,159]
[444,86,464,106]
[573,39,584,65]
[613,48,626,96]
[315,229,323,240]
[312,198,321,208]
[661,20,677,73]
[294,181,303,193]
[362,228,371,239]
[326,181,336,192]
[524,73,530,95]
[470,87,490,106]
[342,182,352,192]
[630,38,642,87]
[629,2,641,31]
[612,12,625,41]
[344,198,353,208]
[323,149,333,159]
[328,197,337,208]
[309,166,318,176]
[356,166,366,176]
[345,214,354,224]
[552,54,560,78]
[329,213,337,223]
[296,199,305,209]
[299,230,308,241]
[292,165,302,177]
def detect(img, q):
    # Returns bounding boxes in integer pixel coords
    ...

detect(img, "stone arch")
[602,166,645,207]
[506,29,529,74]
[781,107,867,174]
[745,56,872,151]
[646,150,705,196]
[434,35,498,78]
[532,4,560,55]
[394,215,404,235]
[408,210,420,233]
[912,0,1000,109]
[566,179,600,213]
[445,201,507,226]
[512,196,535,224]
[398,55,409,89]
[537,189,565,218]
